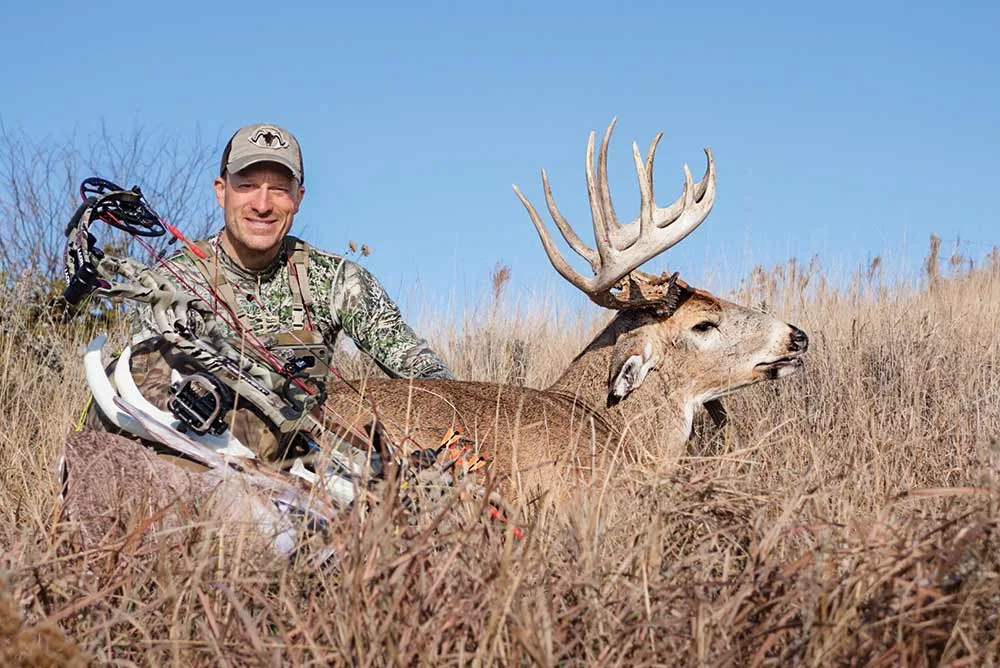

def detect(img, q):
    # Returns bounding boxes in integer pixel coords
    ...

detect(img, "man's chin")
[246,239,283,252]
[242,231,285,252]
[222,236,285,268]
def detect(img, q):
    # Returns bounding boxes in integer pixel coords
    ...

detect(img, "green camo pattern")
[133,234,453,380]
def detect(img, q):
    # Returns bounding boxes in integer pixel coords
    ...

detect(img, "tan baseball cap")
[220,123,304,183]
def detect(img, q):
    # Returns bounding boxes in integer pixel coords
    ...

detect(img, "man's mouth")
[754,356,805,380]
[245,218,276,229]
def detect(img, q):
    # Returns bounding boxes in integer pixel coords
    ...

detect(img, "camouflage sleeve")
[331,261,454,380]
[127,303,158,341]
[124,254,209,343]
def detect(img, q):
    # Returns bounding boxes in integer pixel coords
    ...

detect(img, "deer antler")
[513,118,715,310]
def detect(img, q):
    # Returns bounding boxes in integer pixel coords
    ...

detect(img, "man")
[160,122,453,381]
[83,122,452,461]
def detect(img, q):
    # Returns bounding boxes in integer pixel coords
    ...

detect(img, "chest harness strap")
[287,239,314,330]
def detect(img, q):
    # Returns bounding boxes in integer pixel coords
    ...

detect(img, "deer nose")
[789,326,809,352]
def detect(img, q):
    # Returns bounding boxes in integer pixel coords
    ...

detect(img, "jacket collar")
[212,232,288,283]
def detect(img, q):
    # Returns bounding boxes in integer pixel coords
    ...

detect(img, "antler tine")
[512,183,596,293]
[645,132,663,181]
[596,118,624,249]
[541,169,600,272]
[692,147,715,205]
[644,132,664,222]
[584,128,612,267]
[633,139,653,239]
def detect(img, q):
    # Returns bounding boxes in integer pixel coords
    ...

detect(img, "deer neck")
[547,323,695,450]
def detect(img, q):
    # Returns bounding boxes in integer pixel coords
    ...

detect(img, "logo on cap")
[248,126,289,150]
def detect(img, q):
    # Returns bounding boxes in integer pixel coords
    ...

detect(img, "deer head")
[514,119,808,419]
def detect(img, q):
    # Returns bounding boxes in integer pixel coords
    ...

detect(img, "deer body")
[326,286,807,493]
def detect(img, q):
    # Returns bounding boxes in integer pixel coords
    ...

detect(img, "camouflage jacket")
[134,233,453,380]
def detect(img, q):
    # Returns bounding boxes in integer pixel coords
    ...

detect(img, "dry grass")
[2,242,1000,665]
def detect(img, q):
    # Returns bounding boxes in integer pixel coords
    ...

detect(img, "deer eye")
[692,320,718,333]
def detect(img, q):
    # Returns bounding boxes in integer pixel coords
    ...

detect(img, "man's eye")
[692,321,718,333]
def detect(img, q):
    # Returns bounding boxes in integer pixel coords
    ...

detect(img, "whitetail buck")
[321,119,809,494]
[61,120,808,545]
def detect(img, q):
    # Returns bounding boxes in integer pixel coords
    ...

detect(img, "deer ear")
[607,336,659,407]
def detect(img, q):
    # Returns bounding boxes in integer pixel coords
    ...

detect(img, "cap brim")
[225,155,302,182]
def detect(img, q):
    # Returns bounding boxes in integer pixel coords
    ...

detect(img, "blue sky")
[2,1,997,316]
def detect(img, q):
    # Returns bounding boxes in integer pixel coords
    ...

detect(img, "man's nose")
[251,187,272,213]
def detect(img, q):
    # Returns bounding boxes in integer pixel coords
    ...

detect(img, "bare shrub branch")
[0,120,218,285]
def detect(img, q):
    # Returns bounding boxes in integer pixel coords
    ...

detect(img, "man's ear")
[607,333,660,407]
[294,184,305,213]
[213,176,226,209]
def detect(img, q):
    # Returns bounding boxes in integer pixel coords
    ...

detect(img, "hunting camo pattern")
[133,234,453,380]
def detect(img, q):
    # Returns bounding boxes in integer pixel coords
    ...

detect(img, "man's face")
[214,163,305,269]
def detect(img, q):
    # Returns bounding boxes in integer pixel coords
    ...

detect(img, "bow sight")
[168,371,235,436]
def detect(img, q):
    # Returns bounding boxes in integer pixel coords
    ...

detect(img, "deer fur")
[59,429,300,553]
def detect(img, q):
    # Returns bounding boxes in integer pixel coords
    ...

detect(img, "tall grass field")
[1,242,999,666]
